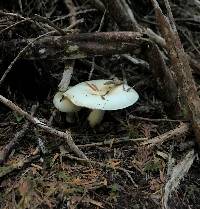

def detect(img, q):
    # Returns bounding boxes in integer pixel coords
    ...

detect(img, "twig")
[147,43,178,110]
[129,115,187,122]
[0,31,144,61]
[80,59,112,76]
[34,14,66,35]
[151,0,200,145]
[65,18,84,31]
[118,167,138,187]
[0,30,55,87]
[142,123,190,147]
[122,54,149,69]
[102,0,139,31]
[0,18,83,87]
[163,150,196,209]
[0,104,38,165]
[78,137,147,148]
[0,18,31,34]
[0,94,87,159]
[58,61,74,92]
[88,0,105,12]
[0,11,26,19]
[88,9,106,80]
[78,123,189,148]
[64,0,76,25]
[58,0,78,92]
[163,0,177,32]
[52,9,96,23]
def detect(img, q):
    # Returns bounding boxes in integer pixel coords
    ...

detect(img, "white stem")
[87,109,105,127]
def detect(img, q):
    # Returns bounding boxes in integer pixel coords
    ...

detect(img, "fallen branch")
[147,43,178,112]
[78,137,147,148]
[102,0,139,31]
[142,123,190,147]
[0,31,144,60]
[129,115,187,122]
[151,0,200,145]
[0,104,37,165]
[0,94,87,159]
[163,149,196,209]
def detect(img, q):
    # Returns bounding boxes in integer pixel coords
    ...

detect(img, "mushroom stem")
[87,109,105,128]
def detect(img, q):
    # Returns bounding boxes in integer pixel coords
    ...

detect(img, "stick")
[151,0,200,145]
[0,95,87,159]
[0,104,37,164]
[0,19,83,87]
[78,137,147,148]
[102,0,139,31]
[142,123,189,147]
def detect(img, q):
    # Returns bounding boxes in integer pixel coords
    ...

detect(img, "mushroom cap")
[53,92,81,112]
[63,79,139,110]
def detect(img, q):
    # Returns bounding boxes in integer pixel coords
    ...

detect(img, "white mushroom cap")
[63,79,139,110]
[53,92,81,112]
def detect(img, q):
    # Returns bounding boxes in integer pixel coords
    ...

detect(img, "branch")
[102,0,139,31]
[151,0,200,145]
[0,104,37,164]
[142,123,189,147]
[0,32,144,60]
[0,95,87,159]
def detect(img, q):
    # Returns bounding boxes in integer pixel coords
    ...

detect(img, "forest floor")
[1,0,200,208]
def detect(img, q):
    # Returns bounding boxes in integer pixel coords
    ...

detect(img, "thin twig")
[142,123,190,147]
[0,18,31,34]
[0,94,87,159]
[0,104,38,165]
[34,14,66,35]
[0,30,54,87]
[78,137,147,148]
[88,9,106,80]
[0,18,83,87]
[129,115,187,122]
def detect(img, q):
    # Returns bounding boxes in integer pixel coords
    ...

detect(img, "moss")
[64,44,86,59]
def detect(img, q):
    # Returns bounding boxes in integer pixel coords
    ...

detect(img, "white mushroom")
[53,91,81,123]
[63,79,139,127]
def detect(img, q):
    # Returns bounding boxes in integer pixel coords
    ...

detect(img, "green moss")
[64,44,86,59]
[143,158,161,173]
[56,171,71,181]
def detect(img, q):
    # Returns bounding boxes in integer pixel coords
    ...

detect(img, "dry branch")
[142,123,189,147]
[163,150,196,209]
[102,0,139,31]
[0,32,144,60]
[151,0,200,145]
[0,104,37,164]
[147,44,178,110]
[0,95,87,159]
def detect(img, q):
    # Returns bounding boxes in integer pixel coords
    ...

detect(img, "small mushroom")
[63,79,139,127]
[53,91,81,123]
